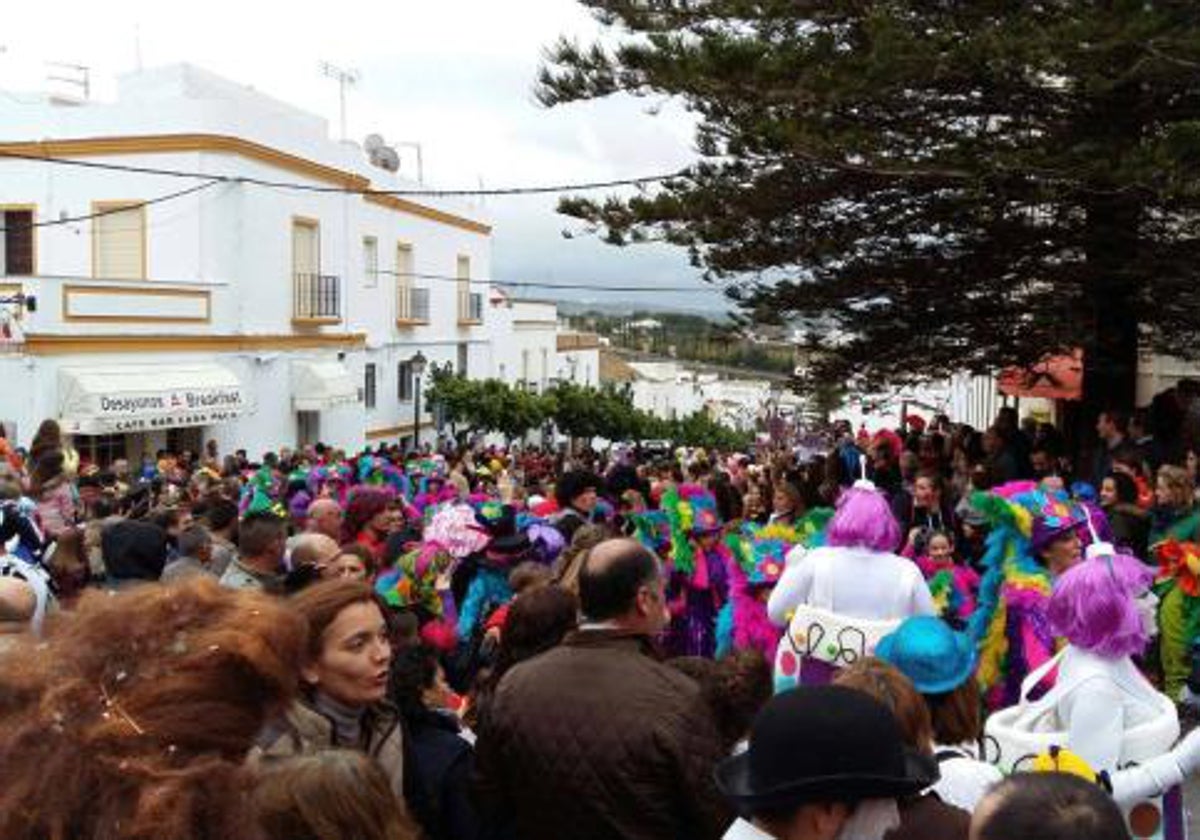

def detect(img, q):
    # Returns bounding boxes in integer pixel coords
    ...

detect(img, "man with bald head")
[476,538,731,840]
[306,498,344,542]
[289,533,342,576]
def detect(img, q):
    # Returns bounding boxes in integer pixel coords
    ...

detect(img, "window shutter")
[94,205,145,279]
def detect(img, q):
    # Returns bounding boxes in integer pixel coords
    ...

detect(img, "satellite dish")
[363,133,385,154]
[377,146,400,172]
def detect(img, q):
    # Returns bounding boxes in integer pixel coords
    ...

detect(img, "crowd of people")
[5,398,1200,840]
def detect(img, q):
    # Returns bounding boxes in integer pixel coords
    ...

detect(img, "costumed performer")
[662,484,731,659]
[716,509,831,660]
[987,531,1200,840]
[968,482,1085,710]
[770,465,934,690]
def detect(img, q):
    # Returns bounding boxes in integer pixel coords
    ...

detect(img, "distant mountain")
[550,297,730,320]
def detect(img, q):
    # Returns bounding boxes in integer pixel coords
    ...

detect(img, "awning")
[997,350,1083,401]
[59,364,247,435]
[292,361,358,411]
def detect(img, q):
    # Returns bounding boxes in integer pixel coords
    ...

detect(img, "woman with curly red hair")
[0,577,306,840]
[343,488,402,564]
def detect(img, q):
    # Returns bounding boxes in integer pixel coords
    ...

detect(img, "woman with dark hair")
[1100,471,1150,560]
[391,645,482,840]
[254,750,418,840]
[259,579,406,802]
[0,577,306,840]
[552,469,604,542]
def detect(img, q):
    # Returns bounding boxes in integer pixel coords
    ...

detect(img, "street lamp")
[410,350,428,453]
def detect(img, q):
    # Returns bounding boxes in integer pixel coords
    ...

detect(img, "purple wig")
[824,484,902,553]
[1048,546,1153,659]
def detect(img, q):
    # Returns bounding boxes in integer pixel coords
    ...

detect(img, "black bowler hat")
[715,686,938,813]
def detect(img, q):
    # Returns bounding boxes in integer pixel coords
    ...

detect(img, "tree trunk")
[1073,193,1140,471]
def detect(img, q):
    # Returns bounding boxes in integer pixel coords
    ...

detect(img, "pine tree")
[538,2,1200,420]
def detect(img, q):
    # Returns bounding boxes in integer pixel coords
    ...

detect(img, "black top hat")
[478,505,531,560]
[715,686,938,813]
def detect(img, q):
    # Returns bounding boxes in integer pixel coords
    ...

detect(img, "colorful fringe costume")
[1154,539,1200,699]
[968,483,1081,710]
[915,555,980,630]
[662,484,730,658]
[717,510,832,659]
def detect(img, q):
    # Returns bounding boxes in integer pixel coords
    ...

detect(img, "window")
[1,208,34,275]
[363,236,378,288]
[457,343,469,376]
[396,244,414,319]
[521,349,530,388]
[293,219,320,275]
[364,363,377,410]
[75,433,127,468]
[398,361,414,401]
[297,411,321,447]
[93,202,146,279]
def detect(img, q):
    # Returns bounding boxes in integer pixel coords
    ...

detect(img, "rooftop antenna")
[318,60,359,141]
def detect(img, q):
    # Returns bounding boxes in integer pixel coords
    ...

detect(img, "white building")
[0,64,494,462]
[486,292,558,392]
[627,361,705,420]
[555,331,601,388]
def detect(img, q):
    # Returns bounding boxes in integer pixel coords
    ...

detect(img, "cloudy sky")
[0,0,732,313]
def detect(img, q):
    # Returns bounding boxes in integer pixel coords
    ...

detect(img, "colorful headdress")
[375,542,452,619]
[424,504,490,559]
[630,510,672,556]
[736,513,831,588]
[239,466,285,518]
[663,484,724,576]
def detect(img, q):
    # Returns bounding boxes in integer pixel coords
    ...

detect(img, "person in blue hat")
[876,615,1001,812]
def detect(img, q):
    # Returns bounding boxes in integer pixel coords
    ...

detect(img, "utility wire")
[0,150,684,197]
[377,267,726,294]
[0,179,225,232]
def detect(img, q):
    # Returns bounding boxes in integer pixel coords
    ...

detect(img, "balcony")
[396,285,431,327]
[293,273,341,324]
[457,290,483,325]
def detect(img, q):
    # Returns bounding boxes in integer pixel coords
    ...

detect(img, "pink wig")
[824,485,901,553]
[1048,547,1152,659]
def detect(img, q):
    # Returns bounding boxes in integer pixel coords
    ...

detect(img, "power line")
[0,150,684,197]
[377,267,728,294]
[0,179,224,232]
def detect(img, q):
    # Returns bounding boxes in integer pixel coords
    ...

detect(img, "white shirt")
[767,545,936,626]
[723,819,774,840]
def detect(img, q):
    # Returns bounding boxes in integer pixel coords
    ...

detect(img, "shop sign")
[96,388,245,417]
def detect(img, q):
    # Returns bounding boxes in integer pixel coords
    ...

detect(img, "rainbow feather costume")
[967,483,1064,710]
[717,510,832,659]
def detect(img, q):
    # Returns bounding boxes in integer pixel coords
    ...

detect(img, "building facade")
[0,64,493,462]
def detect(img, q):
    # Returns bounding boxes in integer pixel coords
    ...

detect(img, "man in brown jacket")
[475,537,732,840]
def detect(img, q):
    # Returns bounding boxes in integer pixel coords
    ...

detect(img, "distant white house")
[0,63,497,461]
